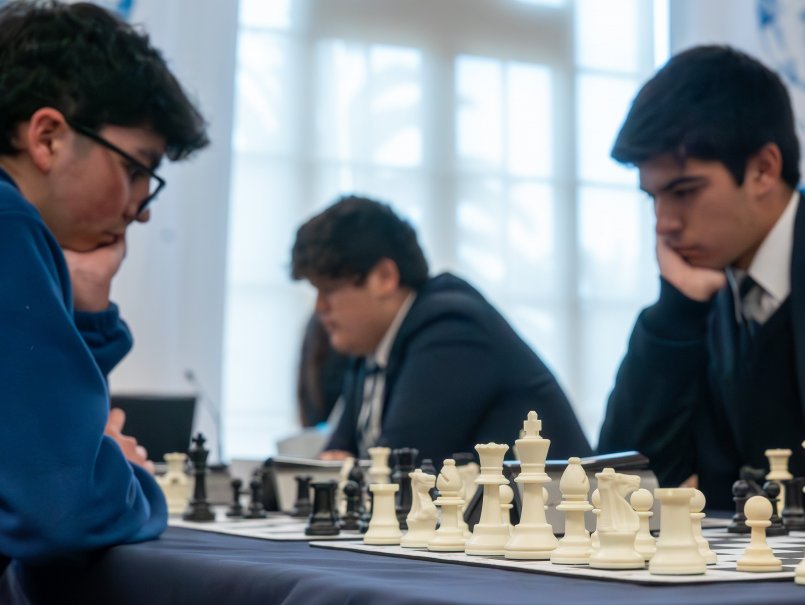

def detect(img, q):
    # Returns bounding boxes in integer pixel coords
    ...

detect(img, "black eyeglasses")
[67,121,166,216]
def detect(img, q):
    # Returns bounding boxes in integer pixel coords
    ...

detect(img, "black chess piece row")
[293,467,369,535]
[728,472,803,534]
[226,472,268,519]
[293,448,428,536]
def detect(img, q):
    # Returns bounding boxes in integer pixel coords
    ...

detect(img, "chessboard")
[310,527,805,584]
[169,511,363,542]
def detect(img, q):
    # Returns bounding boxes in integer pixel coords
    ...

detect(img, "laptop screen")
[109,394,196,463]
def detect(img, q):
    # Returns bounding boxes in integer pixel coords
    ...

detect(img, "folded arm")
[0,213,166,562]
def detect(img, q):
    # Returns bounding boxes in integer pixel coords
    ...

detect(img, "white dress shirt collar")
[728,190,799,322]
[367,291,416,369]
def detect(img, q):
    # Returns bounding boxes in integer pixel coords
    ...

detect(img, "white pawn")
[364,483,401,545]
[500,484,514,534]
[590,489,601,552]
[156,452,191,515]
[690,489,716,565]
[428,459,466,552]
[737,495,782,572]
[401,470,438,548]
[551,457,593,565]
[631,488,656,561]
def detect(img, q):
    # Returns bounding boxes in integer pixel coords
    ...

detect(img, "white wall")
[107,1,239,462]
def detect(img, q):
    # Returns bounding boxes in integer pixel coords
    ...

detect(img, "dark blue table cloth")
[15,526,805,604]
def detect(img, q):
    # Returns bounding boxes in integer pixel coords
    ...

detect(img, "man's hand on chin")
[63,236,127,312]
[656,237,726,302]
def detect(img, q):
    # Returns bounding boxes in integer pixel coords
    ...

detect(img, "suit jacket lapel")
[791,193,805,413]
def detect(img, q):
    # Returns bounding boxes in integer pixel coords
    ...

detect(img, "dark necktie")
[737,276,760,358]
[356,362,383,458]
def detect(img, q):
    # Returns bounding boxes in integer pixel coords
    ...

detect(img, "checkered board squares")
[707,532,805,573]
[169,512,362,541]
[310,528,805,584]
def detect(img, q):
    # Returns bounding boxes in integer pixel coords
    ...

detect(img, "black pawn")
[347,465,367,515]
[340,480,362,531]
[226,478,244,517]
[783,477,805,530]
[763,481,789,536]
[348,465,367,506]
[392,447,418,529]
[290,475,313,518]
[358,491,373,534]
[245,477,268,519]
[182,433,215,522]
[739,465,766,496]
[305,481,340,536]
[727,479,750,534]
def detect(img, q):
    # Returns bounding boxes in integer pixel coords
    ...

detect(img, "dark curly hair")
[291,195,430,290]
[0,0,208,160]
[612,45,800,188]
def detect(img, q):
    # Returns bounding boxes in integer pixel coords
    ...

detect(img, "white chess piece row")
[360,412,805,583]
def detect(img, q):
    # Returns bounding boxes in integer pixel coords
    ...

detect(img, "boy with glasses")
[0,1,207,598]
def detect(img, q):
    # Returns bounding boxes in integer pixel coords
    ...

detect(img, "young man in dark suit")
[291,196,591,466]
[598,45,803,510]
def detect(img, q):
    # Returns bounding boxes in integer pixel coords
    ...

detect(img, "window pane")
[233,32,296,154]
[576,73,640,185]
[457,177,506,285]
[239,0,292,30]
[457,179,558,298]
[456,56,503,171]
[457,56,552,177]
[226,157,301,287]
[506,182,558,298]
[579,303,647,446]
[575,0,639,73]
[508,63,552,177]
[577,186,659,302]
[504,303,576,417]
[316,41,422,167]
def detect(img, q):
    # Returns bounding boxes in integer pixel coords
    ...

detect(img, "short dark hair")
[612,45,800,189]
[0,0,208,160]
[291,195,430,290]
